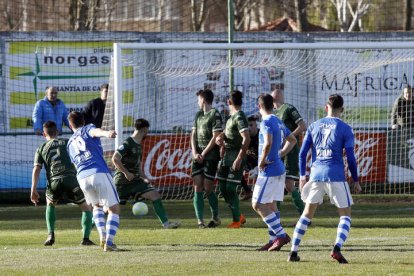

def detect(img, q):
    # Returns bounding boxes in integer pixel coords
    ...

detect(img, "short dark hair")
[229,90,243,106]
[258,94,274,111]
[327,94,344,109]
[247,115,257,122]
[68,111,85,128]
[43,121,58,136]
[134,118,150,130]
[101,83,109,90]
[196,89,214,105]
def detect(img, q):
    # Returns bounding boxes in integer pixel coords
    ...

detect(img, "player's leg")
[329,182,354,263]
[225,166,245,228]
[79,175,107,247]
[203,160,220,228]
[288,181,323,262]
[64,176,95,245]
[43,179,62,246]
[99,173,121,251]
[192,161,205,227]
[239,175,253,201]
[284,149,304,214]
[141,188,180,229]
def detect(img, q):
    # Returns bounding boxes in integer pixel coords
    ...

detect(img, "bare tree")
[101,0,116,31]
[330,0,371,32]
[233,0,260,31]
[70,0,99,31]
[2,1,15,30]
[191,0,209,31]
[294,0,308,32]
[21,0,27,31]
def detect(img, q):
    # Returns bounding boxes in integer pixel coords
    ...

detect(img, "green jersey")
[33,138,76,181]
[274,103,303,136]
[224,110,249,151]
[114,137,142,179]
[192,108,222,160]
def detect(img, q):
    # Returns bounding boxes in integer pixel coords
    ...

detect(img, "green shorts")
[284,144,299,180]
[216,158,246,184]
[46,175,85,204]
[115,177,155,200]
[191,159,219,180]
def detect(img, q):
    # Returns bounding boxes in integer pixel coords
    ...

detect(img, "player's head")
[101,83,109,101]
[258,93,274,112]
[403,85,412,101]
[68,111,85,130]
[326,94,344,114]
[228,90,243,106]
[134,118,150,138]
[196,89,214,108]
[271,89,284,105]
[45,86,58,102]
[43,121,58,139]
[247,116,258,136]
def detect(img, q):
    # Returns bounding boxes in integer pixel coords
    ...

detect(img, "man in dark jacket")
[83,83,108,128]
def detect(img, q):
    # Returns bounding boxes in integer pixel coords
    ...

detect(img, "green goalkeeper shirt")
[192,108,223,160]
[274,103,303,137]
[33,138,77,181]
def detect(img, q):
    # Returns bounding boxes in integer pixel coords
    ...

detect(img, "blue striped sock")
[268,227,277,243]
[263,211,286,238]
[105,213,119,246]
[93,207,106,241]
[334,216,351,249]
[291,215,311,252]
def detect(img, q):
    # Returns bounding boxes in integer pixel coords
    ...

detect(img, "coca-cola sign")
[142,134,193,186]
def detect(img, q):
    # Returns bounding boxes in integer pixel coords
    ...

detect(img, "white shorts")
[78,172,120,208]
[301,181,353,208]
[252,174,286,204]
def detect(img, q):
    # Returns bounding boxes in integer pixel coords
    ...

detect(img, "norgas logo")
[43,55,110,67]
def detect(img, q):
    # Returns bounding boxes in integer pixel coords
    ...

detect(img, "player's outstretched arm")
[31,165,42,206]
[298,131,312,192]
[90,128,117,138]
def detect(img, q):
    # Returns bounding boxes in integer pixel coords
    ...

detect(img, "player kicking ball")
[30,121,94,246]
[112,118,180,229]
[288,94,361,263]
[252,94,296,251]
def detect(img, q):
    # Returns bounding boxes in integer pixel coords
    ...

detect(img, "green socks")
[81,211,93,239]
[152,198,168,224]
[193,192,204,221]
[46,204,56,234]
[207,192,219,220]
[226,183,240,222]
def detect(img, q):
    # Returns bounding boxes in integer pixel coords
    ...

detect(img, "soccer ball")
[132,202,148,217]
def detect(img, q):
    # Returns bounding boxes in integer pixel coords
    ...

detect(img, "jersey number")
[321,128,332,147]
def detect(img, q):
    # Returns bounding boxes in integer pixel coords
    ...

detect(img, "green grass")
[1,198,414,275]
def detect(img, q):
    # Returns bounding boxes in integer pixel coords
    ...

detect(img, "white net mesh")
[103,43,414,198]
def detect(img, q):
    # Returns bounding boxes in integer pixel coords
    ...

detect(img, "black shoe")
[207,218,221,228]
[288,251,300,262]
[331,249,348,264]
[44,233,55,246]
[198,222,206,229]
[80,238,96,246]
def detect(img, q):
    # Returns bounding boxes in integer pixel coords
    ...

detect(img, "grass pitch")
[1,197,414,275]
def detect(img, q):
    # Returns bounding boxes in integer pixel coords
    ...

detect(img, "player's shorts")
[252,174,286,204]
[191,159,219,180]
[115,177,155,200]
[78,172,120,208]
[46,175,85,204]
[284,145,299,180]
[301,181,354,208]
[216,159,246,185]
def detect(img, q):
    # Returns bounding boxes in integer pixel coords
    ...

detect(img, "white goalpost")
[105,41,414,199]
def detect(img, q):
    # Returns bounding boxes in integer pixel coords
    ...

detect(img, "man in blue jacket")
[32,86,69,135]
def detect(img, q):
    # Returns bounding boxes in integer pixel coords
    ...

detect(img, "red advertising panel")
[353,132,387,183]
[141,134,193,186]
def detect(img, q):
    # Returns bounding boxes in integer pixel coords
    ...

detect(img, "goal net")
[103,42,414,199]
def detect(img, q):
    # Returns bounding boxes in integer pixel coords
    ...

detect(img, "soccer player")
[112,118,180,229]
[288,94,361,263]
[67,111,119,252]
[191,89,222,228]
[30,121,94,246]
[272,89,306,214]
[215,90,250,228]
[252,94,297,251]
